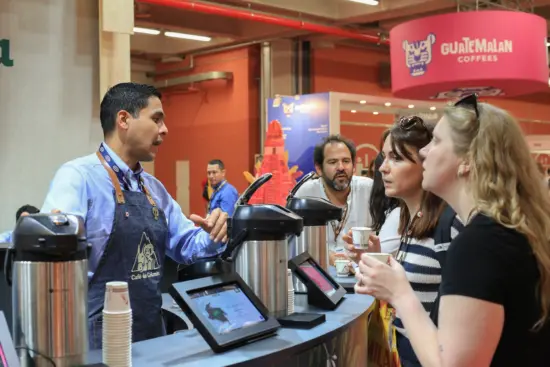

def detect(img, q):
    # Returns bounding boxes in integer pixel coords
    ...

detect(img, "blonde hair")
[444,103,550,329]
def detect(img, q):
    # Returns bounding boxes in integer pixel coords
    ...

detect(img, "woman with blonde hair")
[355,94,550,366]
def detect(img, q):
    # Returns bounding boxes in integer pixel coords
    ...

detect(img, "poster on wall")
[266,93,330,180]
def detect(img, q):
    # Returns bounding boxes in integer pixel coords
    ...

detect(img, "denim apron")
[88,148,168,349]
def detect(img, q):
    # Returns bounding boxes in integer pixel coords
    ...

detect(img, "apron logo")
[131,232,161,280]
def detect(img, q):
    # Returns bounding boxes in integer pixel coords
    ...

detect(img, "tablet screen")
[189,283,266,335]
[299,260,336,296]
[0,343,7,367]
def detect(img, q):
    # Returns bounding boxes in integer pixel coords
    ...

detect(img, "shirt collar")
[102,142,144,177]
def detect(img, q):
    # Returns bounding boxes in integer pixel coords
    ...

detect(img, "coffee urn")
[286,172,342,293]
[4,213,89,367]
[231,174,303,318]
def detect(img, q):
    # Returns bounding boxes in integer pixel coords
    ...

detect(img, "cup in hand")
[368,253,391,265]
[334,259,351,277]
[104,281,131,313]
[351,227,372,249]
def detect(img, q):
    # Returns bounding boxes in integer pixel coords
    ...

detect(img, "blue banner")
[267,93,330,180]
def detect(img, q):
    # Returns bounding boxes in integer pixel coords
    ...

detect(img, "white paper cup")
[334,259,350,277]
[351,227,372,248]
[104,281,131,313]
[368,253,391,264]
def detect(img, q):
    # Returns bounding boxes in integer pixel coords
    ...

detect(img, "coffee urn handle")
[286,171,316,203]
[4,245,14,287]
[235,173,273,206]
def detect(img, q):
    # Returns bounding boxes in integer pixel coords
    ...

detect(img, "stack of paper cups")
[287,269,295,315]
[103,281,132,367]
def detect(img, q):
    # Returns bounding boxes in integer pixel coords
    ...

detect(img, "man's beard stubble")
[322,170,351,192]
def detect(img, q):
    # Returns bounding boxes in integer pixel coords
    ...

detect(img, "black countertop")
[89,291,374,367]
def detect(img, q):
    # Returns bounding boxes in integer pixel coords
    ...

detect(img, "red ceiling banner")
[390,11,549,100]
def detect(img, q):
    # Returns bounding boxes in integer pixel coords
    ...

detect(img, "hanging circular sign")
[390,11,549,99]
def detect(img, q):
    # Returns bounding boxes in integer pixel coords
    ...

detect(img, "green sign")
[0,39,14,67]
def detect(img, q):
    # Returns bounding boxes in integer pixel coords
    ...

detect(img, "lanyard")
[207,181,226,212]
[330,203,349,242]
[321,180,351,242]
[396,211,422,264]
[98,143,144,192]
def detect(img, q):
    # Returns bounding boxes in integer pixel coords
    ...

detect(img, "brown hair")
[390,117,446,239]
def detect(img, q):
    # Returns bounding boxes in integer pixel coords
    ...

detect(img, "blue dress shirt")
[209,181,239,216]
[41,143,225,278]
[0,230,12,243]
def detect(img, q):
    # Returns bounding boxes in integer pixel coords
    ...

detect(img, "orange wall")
[154,47,260,216]
[312,45,550,160]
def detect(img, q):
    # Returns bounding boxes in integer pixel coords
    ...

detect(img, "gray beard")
[322,173,351,192]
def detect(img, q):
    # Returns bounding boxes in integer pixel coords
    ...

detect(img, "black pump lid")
[230,204,303,241]
[286,197,343,226]
[12,213,88,262]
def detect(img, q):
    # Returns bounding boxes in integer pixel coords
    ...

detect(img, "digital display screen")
[0,343,7,367]
[189,283,266,335]
[299,260,336,296]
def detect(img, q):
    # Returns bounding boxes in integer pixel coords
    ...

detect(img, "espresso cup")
[334,259,351,277]
[351,227,372,249]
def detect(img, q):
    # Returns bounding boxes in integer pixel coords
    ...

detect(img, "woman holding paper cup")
[349,116,463,366]
[355,96,550,366]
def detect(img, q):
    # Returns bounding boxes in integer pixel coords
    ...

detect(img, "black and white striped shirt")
[393,215,464,337]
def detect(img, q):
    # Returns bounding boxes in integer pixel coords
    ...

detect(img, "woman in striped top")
[353,116,463,366]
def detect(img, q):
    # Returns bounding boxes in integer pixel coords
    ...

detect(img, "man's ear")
[116,110,131,131]
[315,164,323,177]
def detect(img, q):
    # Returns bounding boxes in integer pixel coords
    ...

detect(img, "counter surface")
[89,292,373,367]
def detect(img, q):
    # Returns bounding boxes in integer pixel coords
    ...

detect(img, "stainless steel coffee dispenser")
[231,174,303,318]
[4,213,89,367]
[286,172,343,293]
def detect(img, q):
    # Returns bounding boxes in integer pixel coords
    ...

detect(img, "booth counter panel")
[88,293,374,367]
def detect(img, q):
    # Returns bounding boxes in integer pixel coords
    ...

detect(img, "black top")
[437,214,550,366]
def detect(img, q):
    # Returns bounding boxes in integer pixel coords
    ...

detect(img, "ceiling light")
[373,111,379,115]
[408,104,415,109]
[164,31,211,42]
[547,41,550,47]
[430,106,436,111]
[349,0,379,5]
[133,27,160,35]
[384,102,391,107]
[359,100,366,104]
[351,110,357,113]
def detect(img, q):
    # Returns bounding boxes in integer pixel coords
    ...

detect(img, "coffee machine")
[4,213,89,367]
[177,173,303,317]
[286,172,342,293]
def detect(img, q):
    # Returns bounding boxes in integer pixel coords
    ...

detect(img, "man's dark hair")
[16,205,39,221]
[100,82,162,136]
[208,159,225,170]
[313,134,356,167]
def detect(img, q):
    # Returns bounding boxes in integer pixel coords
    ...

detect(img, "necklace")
[396,210,423,264]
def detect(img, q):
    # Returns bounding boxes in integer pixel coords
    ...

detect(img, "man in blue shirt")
[206,159,239,216]
[41,83,229,348]
[0,205,40,243]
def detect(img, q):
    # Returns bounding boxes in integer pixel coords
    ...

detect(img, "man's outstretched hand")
[190,208,228,243]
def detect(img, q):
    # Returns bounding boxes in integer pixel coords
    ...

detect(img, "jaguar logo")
[402,33,436,77]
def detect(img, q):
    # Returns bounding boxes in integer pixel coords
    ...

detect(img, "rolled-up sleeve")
[164,196,225,265]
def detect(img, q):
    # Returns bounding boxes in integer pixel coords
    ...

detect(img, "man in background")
[294,135,373,262]
[0,205,40,243]
[207,159,239,216]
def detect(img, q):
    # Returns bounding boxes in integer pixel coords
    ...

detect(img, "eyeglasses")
[399,116,426,131]
[454,93,480,119]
